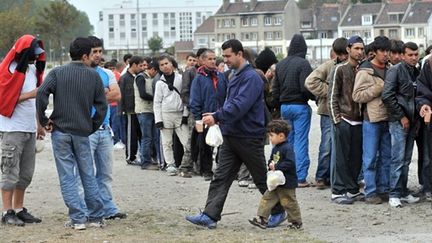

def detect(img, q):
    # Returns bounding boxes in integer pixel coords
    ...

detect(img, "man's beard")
[91,62,98,67]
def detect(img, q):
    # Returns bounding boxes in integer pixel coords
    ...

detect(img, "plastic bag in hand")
[205,124,223,147]
[266,170,286,191]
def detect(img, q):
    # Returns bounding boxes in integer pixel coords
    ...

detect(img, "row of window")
[217,15,283,28]
[342,27,424,40]
[217,31,283,42]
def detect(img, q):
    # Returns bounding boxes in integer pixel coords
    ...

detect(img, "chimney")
[251,0,258,10]
[223,0,230,12]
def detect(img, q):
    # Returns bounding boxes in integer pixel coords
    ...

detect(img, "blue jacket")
[269,140,297,189]
[213,64,266,138]
[189,67,227,121]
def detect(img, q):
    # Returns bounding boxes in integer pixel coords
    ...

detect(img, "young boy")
[249,120,302,229]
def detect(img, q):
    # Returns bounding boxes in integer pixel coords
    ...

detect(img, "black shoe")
[141,163,159,170]
[203,173,213,181]
[2,210,25,226]
[126,159,141,166]
[16,208,42,223]
[105,212,127,220]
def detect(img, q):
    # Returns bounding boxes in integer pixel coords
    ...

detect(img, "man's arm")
[305,62,330,98]
[382,67,405,120]
[352,70,384,103]
[36,70,57,127]
[299,61,314,100]
[328,65,343,124]
[135,75,153,101]
[416,59,432,109]
[153,81,164,128]
[92,75,108,132]
[105,69,121,103]
[189,76,203,121]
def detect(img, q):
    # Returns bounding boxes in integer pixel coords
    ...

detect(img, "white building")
[97,1,219,56]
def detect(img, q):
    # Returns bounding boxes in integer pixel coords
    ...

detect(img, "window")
[418,27,424,37]
[264,16,272,26]
[241,33,250,40]
[320,32,327,39]
[217,20,221,28]
[362,14,372,25]
[274,16,282,25]
[153,13,158,19]
[342,31,350,38]
[251,32,257,40]
[389,29,398,38]
[301,21,311,28]
[120,14,125,20]
[250,17,258,26]
[230,19,235,27]
[171,13,175,18]
[119,14,125,26]
[164,13,169,18]
[108,14,113,20]
[120,32,125,40]
[275,31,282,40]
[141,14,146,19]
[274,46,282,54]
[389,14,398,23]
[224,19,230,27]
[380,29,385,36]
[198,38,207,44]
[331,16,337,22]
[265,32,273,40]
[241,17,249,26]
[109,33,114,39]
[109,27,114,32]
[364,31,371,39]
[405,28,415,37]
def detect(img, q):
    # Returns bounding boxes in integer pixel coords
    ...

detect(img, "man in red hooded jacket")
[0,35,46,226]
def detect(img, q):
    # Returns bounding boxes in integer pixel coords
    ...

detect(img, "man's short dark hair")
[69,37,92,61]
[372,36,391,52]
[88,36,103,48]
[186,52,197,60]
[123,53,133,63]
[196,48,208,58]
[129,55,143,66]
[365,42,374,55]
[332,38,348,56]
[267,119,291,137]
[390,39,404,54]
[143,56,152,65]
[148,57,159,70]
[201,49,215,59]
[158,54,175,65]
[221,39,244,54]
[403,42,418,53]
[425,45,432,55]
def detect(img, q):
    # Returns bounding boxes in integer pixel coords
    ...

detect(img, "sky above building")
[69,0,222,33]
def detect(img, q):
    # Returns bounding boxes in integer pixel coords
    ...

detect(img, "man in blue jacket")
[185,39,283,229]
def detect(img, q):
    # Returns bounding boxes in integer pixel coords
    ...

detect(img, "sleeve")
[181,69,195,105]
[382,67,405,120]
[153,81,164,123]
[275,145,296,173]
[36,69,57,127]
[92,74,108,132]
[135,75,153,101]
[352,70,384,103]
[106,69,117,86]
[272,64,281,108]
[305,62,330,98]
[328,65,342,124]
[416,60,432,109]
[299,61,315,100]
[189,76,203,121]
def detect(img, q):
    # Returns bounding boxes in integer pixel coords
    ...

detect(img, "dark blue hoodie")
[213,64,266,138]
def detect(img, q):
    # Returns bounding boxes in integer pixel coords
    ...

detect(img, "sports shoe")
[126,159,141,166]
[424,192,432,202]
[248,216,268,229]
[203,173,213,181]
[347,192,365,201]
[64,220,86,230]
[185,213,217,229]
[315,180,328,190]
[105,212,127,220]
[400,194,420,204]
[2,210,25,226]
[88,219,106,228]
[166,165,177,176]
[389,198,402,208]
[287,222,303,230]
[267,212,287,228]
[331,194,354,205]
[248,183,258,189]
[238,180,249,187]
[141,163,159,170]
[16,208,42,223]
[179,171,192,178]
[113,142,125,150]
[365,195,382,205]
[297,182,310,188]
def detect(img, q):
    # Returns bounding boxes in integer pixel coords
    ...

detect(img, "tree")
[148,36,163,54]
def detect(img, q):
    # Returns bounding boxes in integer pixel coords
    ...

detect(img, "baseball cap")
[348,35,364,47]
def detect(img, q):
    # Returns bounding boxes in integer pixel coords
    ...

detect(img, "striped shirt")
[36,61,107,137]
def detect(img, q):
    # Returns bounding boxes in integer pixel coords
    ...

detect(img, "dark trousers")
[173,133,184,168]
[125,114,141,162]
[418,121,432,192]
[331,120,363,195]
[196,127,213,175]
[203,136,283,221]
[190,127,200,171]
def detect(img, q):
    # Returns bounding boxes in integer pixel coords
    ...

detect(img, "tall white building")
[97,1,219,56]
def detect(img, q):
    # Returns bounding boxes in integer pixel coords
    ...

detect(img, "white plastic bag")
[205,124,223,147]
[266,170,286,191]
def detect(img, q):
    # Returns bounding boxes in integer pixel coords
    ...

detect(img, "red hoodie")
[0,35,46,117]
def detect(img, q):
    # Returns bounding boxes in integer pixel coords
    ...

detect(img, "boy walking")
[249,120,302,229]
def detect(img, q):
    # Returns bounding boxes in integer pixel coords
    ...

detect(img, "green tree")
[148,36,163,54]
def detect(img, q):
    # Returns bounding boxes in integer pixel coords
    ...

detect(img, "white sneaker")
[400,194,420,204]
[88,219,106,228]
[64,220,86,230]
[238,180,249,187]
[389,198,402,208]
[113,142,125,150]
[166,165,177,176]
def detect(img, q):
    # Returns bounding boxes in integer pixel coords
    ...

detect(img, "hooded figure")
[255,47,278,74]
[0,35,46,117]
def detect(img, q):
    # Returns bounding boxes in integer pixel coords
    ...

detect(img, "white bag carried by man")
[205,124,223,147]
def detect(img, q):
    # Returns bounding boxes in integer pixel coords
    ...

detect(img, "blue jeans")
[362,121,391,198]
[89,127,119,217]
[137,113,160,166]
[388,121,415,198]
[281,104,312,183]
[51,130,104,224]
[316,115,331,182]
[110,105,122,144]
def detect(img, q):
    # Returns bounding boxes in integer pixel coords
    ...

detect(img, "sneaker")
[365,195,382,205]
[297,182,310,188]
[166,165,177,176]
[238,180,249,187]
[105,212,127,220]
[248,183,258,189]
[287,222,303,230]
[400,194,420,204]
[248,216,267,229]
[315,180,328,190]
[378,193,389,202]
[203,173,213,181]
[113,142,125,150]
[1,210,25,226]
[389,198,402,208]
[179,171,192,178]
[64,220,86,230]
[358,180,365,188]
[16,208,42,223]
[331,194,354,205]
[88,219,106,228]
[267,212,287,228]
[347,192,365,201]
[141,163,159,170]
[126,159,141,166]
[185,213,217,229]
[424,192,432,202]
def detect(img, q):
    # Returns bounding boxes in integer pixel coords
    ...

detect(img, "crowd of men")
[1,32,432,230]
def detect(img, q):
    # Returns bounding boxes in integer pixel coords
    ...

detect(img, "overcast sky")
[69,0,222,33]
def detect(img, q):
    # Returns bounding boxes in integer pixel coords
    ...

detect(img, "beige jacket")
[305,59,337,116]
[352,66,388,122]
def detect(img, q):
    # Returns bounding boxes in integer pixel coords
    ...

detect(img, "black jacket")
[268,140,297,189]
[382,61,419,122]
[119,70,135,114]
[273,34,314,105]
[416,58,432,110]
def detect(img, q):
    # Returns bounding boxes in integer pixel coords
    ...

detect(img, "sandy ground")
[1,109,432,243]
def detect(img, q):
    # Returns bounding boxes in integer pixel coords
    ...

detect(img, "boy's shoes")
[16,208,42,223]
[267,212,287,228]
[287,222,303,230]
[389,198,402,208]
[2,210,25,226]
[166,165,177,176]
[185,213,217,229]
[64,220,86,230]
[88,219,106,228]
[347,192,365,201]
[105,212,127,220]
[248,216,267,229]
[400,194,420,204]
[331,194,354,205]
[297,182,310,188]
[238,180,249,187]
[365,195,382,205]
